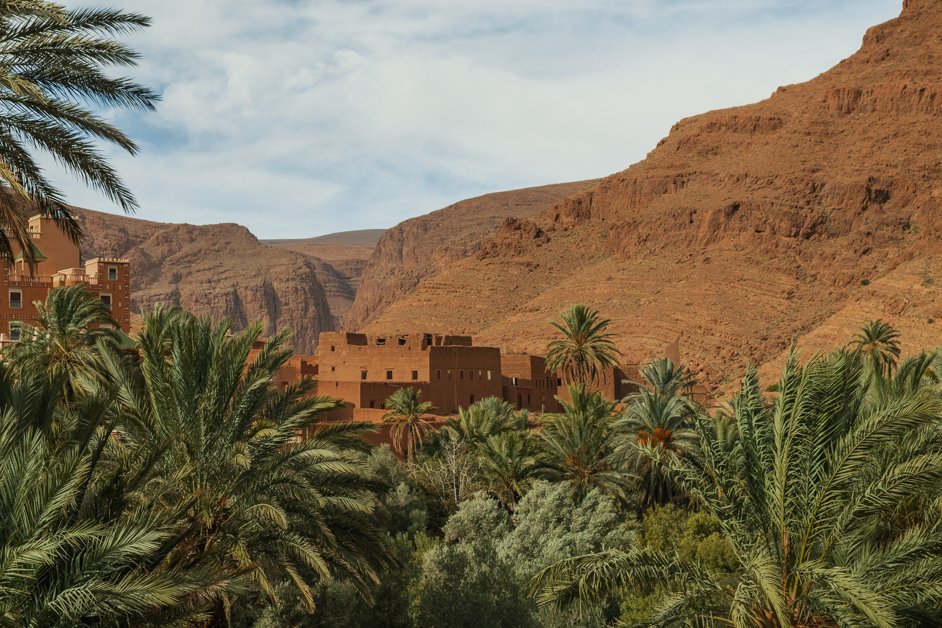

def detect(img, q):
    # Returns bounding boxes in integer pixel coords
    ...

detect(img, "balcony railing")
[6,274,54,286]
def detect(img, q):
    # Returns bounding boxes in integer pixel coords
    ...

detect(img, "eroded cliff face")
[266,230,383,327]
[76,209,334,353]
[345,181,594,331]
[359,0,942,386]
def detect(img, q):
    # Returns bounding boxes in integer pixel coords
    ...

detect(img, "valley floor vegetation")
[3,291,942,627]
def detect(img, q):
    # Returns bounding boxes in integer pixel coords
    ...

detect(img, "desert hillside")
[76,209,334,353]
[266,229,384,325]
[345,181,595,331]
[356,0,942,387]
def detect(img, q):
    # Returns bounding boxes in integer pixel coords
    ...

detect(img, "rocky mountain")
[345,182,595,331]
[76,209,334,353]
[356,0,942,387]
[266,229,384,326]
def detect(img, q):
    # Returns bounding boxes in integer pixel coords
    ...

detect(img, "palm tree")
[850,319,901,380]
[531,351,942,626]
[546,304,621,387]
[0,420,201,625]
[539,384,628,502]
[105,308,395,616]
[4,285,121,393]
[477,430,542,508]
[441,396,522,449]
[0,352,214,624]
[383,387,434,464]
[0,2,157,264]
[618,358,698,509]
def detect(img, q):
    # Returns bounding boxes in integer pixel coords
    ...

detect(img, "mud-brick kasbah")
[0,215,131,346]
[5,218,699,443]
[265,330,687,444]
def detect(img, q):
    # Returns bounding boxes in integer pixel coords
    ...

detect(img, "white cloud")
[57,0,903,238]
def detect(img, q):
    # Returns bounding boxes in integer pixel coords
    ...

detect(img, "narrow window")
[478,370,483,379]
[100,294,112,311]
[469,370,474,381]
[361,370,368,380]
[369,400,375,408]
[380,401,385,409]
[386,369,393,380]
[330,345,336,352]
[376,337,386,345]
[330,366,336,372]
[9,322,21,341]
[411,370,418,381]
[556,378,562,387]
[436,369,442,380]
[108,266,118,281]
[459,369,464,380]
[512,377,519,386]
[469,395,475,404]
[486,370,492,381]
[448,370,453,379]
[398,337,407,346]
[8,290,22,310]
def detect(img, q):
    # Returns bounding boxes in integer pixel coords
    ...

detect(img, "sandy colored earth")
[356,0,942,390]
[76,209,333,353]
[266,229,385,325]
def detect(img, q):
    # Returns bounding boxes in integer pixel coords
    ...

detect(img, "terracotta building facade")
[315,331,505,421]
[307,331,667,422]
[0,215,131,342]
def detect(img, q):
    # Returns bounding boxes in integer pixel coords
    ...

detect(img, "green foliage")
[540,385,630,503]
[0,292,396,623]
[499,481,632,579]
[443,491,511,549]
[618,358,699,509]
[0,419,197,625]
[409,539,535,628]
[532,350,942,626]
[546,304,621,386]
[851,318,902,380]
[383,387,434,464]
[409,496,531,627]
[3,285,122,395]
[638,505,736,571]
[366,446,429,537]
[0,0,158,262]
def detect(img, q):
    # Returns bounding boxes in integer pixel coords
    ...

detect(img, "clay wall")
[0,219,132,341]
[427,345,502,413]
[11,215,82,277]
[83,259,131,333]
[317,331,437,383]
[554,364,641,406]
[501,353,562,413]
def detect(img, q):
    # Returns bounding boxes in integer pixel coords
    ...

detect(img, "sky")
[57,0,903,239]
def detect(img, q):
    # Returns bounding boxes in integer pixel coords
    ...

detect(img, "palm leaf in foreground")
[533,350,942,626]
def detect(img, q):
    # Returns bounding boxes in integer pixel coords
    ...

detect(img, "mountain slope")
[345,181,595,331]
[266,229,384,325]
[359,0,942,386]
[76,209,334,353]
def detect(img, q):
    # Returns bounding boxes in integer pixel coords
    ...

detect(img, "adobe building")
[554,363,643,407]
[500,353,564,413]
[248,339,318,389]
[0,215,131,342]
[315,331,503,422]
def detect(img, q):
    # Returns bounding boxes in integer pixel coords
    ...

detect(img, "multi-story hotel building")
[0,215,131,342]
